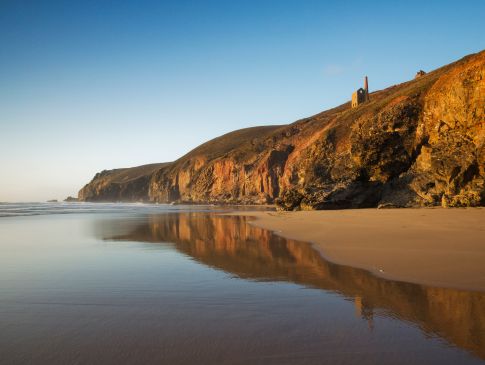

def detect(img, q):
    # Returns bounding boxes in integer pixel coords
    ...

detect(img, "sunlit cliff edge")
[79,50,485,210]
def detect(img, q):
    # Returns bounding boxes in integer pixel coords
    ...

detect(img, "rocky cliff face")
[79,50,485,209]
[78,163,167,202]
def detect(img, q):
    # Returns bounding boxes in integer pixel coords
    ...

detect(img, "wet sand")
[237,208,485,292]
[2,205,485,364]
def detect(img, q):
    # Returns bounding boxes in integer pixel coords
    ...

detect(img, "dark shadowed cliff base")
[79,50,485,210]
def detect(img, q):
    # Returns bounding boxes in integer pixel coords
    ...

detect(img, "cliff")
[78,163,168,202]
[79,50,485,209]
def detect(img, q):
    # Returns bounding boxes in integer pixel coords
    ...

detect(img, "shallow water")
[0,204,484,364]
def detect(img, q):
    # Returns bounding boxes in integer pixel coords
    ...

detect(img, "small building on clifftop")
[351,76,369,108]
[415,70,426,79]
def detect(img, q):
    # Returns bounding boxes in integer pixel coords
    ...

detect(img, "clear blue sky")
[1,0,484,202]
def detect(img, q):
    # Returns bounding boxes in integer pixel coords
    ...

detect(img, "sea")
[0,202,484,364]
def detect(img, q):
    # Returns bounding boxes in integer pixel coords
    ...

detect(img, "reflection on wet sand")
[99,213,485,361]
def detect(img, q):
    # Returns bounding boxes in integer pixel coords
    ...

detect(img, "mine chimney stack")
[364,76,369,101]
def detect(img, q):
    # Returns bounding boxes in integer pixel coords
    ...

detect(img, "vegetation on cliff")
[79,50,485,209]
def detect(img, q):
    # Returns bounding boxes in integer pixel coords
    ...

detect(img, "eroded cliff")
[79,50,485,209]
[78,163,168,202]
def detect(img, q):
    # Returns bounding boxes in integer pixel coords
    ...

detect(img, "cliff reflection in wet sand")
[99,213,485,361]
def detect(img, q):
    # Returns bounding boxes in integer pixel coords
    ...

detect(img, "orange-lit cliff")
[79,50,485,209]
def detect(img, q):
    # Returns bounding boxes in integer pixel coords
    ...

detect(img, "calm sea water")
[0,203,484,364]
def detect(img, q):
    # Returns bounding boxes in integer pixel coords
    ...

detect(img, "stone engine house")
[351,76,369,108]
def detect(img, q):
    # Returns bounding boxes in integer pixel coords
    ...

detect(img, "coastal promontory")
[79,50,485,209]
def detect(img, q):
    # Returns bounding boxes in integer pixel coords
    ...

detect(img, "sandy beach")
[237,208,485,292]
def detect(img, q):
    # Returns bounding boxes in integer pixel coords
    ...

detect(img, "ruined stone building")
[351,76,369,108]
[415,70,426,79]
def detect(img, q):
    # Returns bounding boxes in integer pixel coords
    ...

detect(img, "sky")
[1,0,484,202]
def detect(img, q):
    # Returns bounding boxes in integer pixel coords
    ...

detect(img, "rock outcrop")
[79,50,485,209]
[78,163,168,202]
